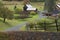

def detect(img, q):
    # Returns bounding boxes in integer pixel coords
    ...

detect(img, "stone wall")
[3,0,22,1]
[0,31,60,40]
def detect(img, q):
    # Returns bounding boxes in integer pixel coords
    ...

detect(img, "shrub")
[30,11,37,15]
[20,11,30,19]
[15,8,22,14]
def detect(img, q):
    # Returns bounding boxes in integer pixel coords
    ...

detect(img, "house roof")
[57,3,60,8]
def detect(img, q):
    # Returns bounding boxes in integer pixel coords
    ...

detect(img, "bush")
[15,8,22,14]
[20,11,30,19]
[30,11,37,15]
[26,20,39,30]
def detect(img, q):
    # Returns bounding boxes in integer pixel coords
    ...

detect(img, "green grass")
[31,2,44,11]
[3,1,44,11]
[20,25,26,31]
[20,25,45,32]
[0,18,24,30]
[0,1,44,30]
[20,23,58,32]
[0,14,38,30]
[24,14,38,21]
[20,18,60,32]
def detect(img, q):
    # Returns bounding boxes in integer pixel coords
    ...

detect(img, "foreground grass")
[0,18,24,30]
[0,14,38,30]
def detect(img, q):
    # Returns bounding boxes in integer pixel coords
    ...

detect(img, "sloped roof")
[57,3,60,8]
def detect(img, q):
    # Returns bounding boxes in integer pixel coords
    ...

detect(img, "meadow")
[0,1,44,30]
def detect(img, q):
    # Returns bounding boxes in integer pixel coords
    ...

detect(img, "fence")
[26,19,60,32]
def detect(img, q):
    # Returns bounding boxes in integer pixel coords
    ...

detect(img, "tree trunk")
[44,21,46,31]
[44,0,49,10]
[55,19,58,32]
[3,14,6,23]
[3,17,6,23]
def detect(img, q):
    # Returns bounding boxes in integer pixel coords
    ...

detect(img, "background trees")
[23,0,30,5]
[44,0,56,12]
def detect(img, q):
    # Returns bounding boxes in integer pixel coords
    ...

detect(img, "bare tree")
[23,0,30,5]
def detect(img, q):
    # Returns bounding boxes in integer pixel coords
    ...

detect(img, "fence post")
[55,19,58,32]
[44,21,46,31]
[26,23,29,31]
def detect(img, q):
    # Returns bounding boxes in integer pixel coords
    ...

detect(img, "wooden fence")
[26,19,60,32]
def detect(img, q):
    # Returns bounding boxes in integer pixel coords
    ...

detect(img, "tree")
[0,2,14,23]
[44,0,56,12]
[23,0,30,5]
[0,7,14,23]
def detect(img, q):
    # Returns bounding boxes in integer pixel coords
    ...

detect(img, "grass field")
[0,1,44,30]
[20,18,60,32]
[3,1,44,11]
[0,14,38,30]
[0,1,60,31]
